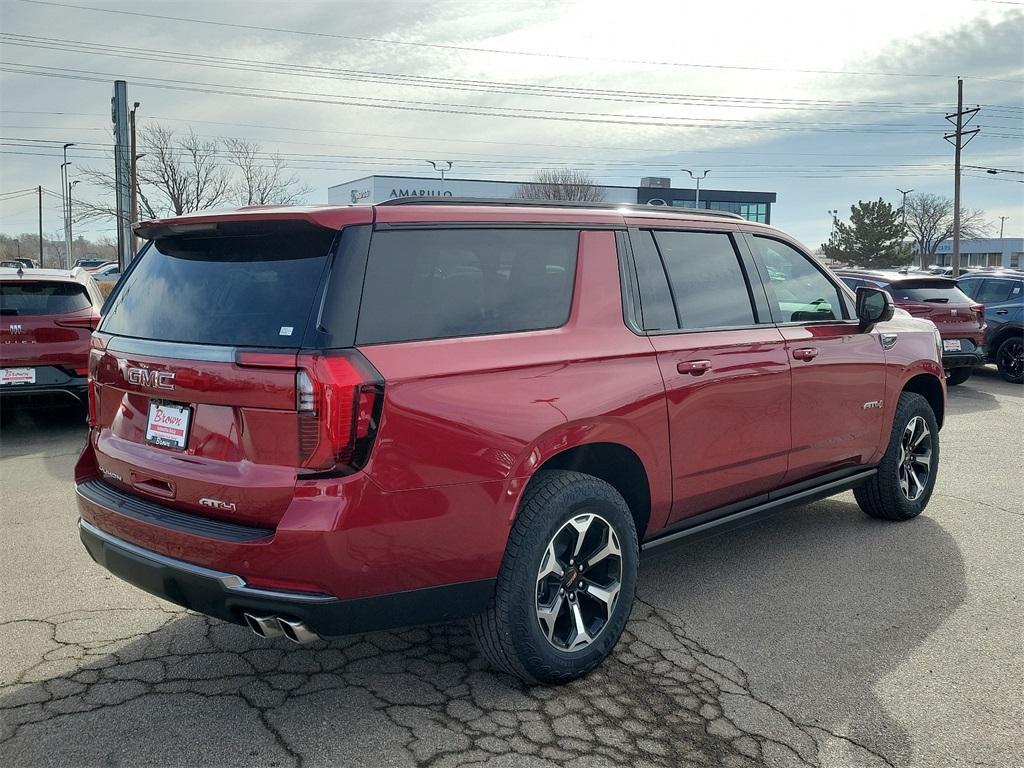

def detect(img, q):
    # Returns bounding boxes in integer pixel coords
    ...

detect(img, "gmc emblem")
[126,367,176,390]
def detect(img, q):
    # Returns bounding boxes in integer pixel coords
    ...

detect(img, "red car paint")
[75,203,946,631]
[1,267,102,402]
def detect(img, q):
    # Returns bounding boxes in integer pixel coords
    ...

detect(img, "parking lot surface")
[1,369,1020,768]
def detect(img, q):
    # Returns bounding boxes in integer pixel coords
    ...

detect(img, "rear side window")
[629,230,678,331]
[101,226,336,347]
[887,283,973,303]
[652,231,756,329]
[0,281,91,315]
[975,278,1023,304]
[356,229,578,344]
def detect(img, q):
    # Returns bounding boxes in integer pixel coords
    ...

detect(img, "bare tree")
[77,125,309,223]
[515,169,606,202]
[904,192,990,263]
[224,139,313,206]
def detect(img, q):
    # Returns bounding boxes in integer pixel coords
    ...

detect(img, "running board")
[642,467,877,551]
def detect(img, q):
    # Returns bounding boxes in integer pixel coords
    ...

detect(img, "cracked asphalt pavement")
[2,368,1021,768]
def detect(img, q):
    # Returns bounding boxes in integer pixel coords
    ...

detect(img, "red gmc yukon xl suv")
[76,200,946,683]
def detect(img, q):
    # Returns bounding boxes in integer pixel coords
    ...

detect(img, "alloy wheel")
[998,338,1023,381]
[535,513,622,652]
[898,416,932,501]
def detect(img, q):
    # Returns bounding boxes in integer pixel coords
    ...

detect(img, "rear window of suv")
[1,281,91,315]
[356,228,578,344]
[101,226,337,348]
[886,282,973,303]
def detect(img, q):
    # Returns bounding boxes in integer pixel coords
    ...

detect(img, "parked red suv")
[76,201,946,683]
[837,269,986,385]
[1,266,102,403]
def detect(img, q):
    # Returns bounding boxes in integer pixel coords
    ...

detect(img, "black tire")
[995,335,1024,384]
[854,392,939,521]
[470,470,639,684]
[945,367,972,386]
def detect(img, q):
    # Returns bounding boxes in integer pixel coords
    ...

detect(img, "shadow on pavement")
[0,498,963,768]
[641,498,966,768]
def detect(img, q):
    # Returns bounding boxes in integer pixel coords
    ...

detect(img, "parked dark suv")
[957,270,1023,383]
[76,200,946,683]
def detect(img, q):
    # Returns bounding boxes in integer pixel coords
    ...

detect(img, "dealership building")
[929,237,1024,270]
[328,175,777,224]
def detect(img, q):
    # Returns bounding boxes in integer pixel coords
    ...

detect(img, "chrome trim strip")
[78,518,337,604]
[104,336,238,363]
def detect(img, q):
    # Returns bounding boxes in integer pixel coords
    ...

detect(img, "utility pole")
[998,216,1008,239]
[37,186,43,264]
[61,142,74,269]
[112,80,132,271]
[683,169,710,208]
[944,78,979,278]
[130,101,140,257]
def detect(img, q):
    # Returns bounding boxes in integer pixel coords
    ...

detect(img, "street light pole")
[897,188,915,267]
[61,142,74,269]
[130,101,140,258]
[426,161,453,195]
[68,179,80,264]
[682,169,710,208]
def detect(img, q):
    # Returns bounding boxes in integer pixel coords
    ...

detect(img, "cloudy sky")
[1,0,1022,248]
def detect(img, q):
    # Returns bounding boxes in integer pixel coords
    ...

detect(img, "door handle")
[678,359,712,375]
[792,347,819,361]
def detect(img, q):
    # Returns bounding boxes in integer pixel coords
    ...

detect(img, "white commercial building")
[930,238,1024,269]
[328,175,639,206]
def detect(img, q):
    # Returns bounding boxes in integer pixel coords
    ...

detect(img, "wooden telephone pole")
[944,78,979,278]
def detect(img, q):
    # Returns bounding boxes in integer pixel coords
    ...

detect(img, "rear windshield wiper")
[923,298,950,303]
[0,308,19,315]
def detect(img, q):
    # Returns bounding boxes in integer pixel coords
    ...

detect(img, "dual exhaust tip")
[244,613,320,644]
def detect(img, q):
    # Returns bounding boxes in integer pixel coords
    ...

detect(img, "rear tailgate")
[1,279,94,379]
[887,280,984,338]
[89,221,338,529]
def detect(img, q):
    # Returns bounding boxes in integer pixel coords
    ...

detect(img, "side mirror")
[856,286,894,331]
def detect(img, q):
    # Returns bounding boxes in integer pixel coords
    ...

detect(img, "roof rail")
[377,196,746,220]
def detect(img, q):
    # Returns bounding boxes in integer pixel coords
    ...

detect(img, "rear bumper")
[942,349,985,368]
[941,338,985,368]
[0,366,86,400]
[79,517,494,636]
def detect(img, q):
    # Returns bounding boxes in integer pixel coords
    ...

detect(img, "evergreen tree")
[821,199,912,268]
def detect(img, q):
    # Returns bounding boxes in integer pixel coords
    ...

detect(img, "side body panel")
[651,329,791,521]
[358,229,672,541]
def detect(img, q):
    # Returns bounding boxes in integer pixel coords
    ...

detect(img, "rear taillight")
[295,351,384,474]
[87,381,98,426]
[971,303,985,321]
[55,315,99,330]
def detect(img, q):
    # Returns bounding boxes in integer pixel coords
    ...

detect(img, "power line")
[0,32,985,116]
[15,0,1024,83]
[0,62,967,133]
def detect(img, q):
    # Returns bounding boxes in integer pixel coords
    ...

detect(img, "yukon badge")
[127,366,175,390]
[199,498,237,513]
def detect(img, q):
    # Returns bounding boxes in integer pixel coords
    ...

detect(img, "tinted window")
[957,278,982,299]
[752,237,845,322]
[357,229,578,344]
[887,283,973,303]
[975,278,1023,304]
[839,277,862,291]
[101,226,336,347]
[652,231,755,329]
[0,281,91,315]
[630,231,678,331]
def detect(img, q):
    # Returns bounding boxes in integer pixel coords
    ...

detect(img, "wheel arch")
[524,442,653,540]
[989,323,1023,355]
[902,373,945,429]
